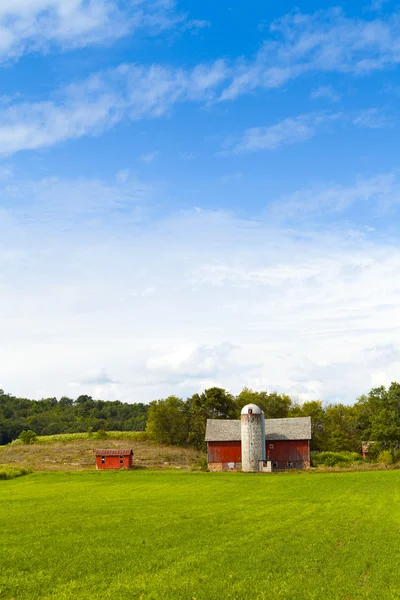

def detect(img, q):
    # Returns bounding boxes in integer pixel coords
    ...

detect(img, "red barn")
[95,448,133,470]
[205,416,311,472]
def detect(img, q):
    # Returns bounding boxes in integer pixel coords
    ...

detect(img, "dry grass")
[0,438,205,471]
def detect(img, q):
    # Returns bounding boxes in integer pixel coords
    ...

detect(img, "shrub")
[18,430,38,445]
[196,457,208,471]
[312,451,363,467]
[378,450,393,466]
[95,429,109,440]
[0,465,32,480]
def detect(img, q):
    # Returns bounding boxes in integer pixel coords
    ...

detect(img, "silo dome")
[241,403,262,415]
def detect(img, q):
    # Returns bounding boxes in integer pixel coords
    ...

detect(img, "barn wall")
[207,441,241,463]
[96,455,132,469]
[266,440,310,469]
[207,439,310,471]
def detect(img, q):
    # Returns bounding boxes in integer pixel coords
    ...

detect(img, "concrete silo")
[240,403,265,472]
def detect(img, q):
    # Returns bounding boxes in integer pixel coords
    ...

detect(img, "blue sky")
[1,0,400,404]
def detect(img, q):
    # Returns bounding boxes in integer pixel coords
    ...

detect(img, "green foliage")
[146,396,188,446]
[34,431,149,444]
[0,464,32,480]
[237,388,292,418]
[0,390,148,445]
[95,429,108,440]
[378,450,393,466]
[196,456,209,471]
[312,451,363,467]
[18,430,37,444]
[2,471,400,599]
[4,381,400,457]
[186,387,237,449]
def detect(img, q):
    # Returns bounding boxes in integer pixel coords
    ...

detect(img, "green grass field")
[1,470,400,600]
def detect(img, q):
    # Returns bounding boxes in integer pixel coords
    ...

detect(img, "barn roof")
[205,416,311,442]
[95,449,133,456]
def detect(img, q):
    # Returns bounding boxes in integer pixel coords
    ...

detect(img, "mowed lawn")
[1,471,400,600]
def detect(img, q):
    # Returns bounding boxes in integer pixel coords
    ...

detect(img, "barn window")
[287,461,293,468]
[272,461,278,468]
[101,456,105,464]
[269,444,274,449]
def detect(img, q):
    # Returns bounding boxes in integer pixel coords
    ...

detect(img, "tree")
[18,430,37,444]
[356,383,400,451]
[146,396,188,446]
[236,388,292,419]
[290,400,326,451]
[186,387,236,449]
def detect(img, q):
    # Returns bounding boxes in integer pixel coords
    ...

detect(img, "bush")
[0,465,32,480]
[18,430,38,445]
[95,430,109,440]
[378,450,393,466]
[9,438,24,446]
[196,457,209,471]
[312,451,363,467]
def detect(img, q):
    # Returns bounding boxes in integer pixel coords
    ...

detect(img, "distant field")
[0,436,204,471]
[1,471,400,600]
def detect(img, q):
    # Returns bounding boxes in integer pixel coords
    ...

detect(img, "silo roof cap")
[241,403,263,415]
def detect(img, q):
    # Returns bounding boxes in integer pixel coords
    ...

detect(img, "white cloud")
[228,112,341,154]
[140,151,159,164]
[225,108,392,155]
[0,60,229,155]
[310,85,341,102]
[0,0,185,63]
[268,173,399,219]
[220,8,400,101]
[2,170,400,403]
[352,108,391,129]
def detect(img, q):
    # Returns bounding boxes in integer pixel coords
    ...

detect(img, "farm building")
[361,441,376,459]
[95,449,133,470]
[205,404,311,472]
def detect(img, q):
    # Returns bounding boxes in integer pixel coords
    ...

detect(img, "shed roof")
[95,449,133,456]
[205,416,311,442]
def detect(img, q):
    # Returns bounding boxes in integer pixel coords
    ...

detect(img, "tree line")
[2,383,400,455]
[0,390,148,445]
[146,384,400,454]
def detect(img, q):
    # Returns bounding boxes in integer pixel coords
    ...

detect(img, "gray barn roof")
[205,416,311,442]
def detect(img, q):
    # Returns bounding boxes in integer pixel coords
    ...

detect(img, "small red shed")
[95,449,133,470]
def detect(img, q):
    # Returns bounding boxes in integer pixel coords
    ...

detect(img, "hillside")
[0,435,205,471]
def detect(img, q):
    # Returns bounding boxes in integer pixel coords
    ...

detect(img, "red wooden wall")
[266,440,310,466]
[207,441,241,463]
[207,440,310,468]
[96,454,132,469]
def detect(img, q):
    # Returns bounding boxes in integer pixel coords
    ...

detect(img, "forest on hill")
[0,391,148,445]
[1,383,400,454]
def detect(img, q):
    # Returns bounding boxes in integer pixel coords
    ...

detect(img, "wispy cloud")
[352,108,391,129]
[0,0,188,63]
[268,173,399,220]
[227,112,341,154]
[0,60,229,155]
[310,85,341,102]
[2,170,400,403]
[220,8,400,101]
[140,151,159,164]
